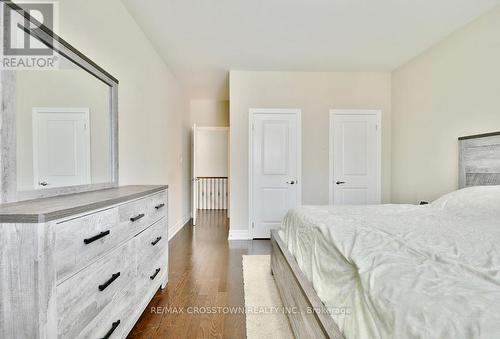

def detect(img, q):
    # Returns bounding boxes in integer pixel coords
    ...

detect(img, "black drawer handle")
[150,268,161,280]
[151,236,162,246]
[155,203,165,210]
[98,272,121,291]
[130,213,145,222]
[100,320,120,339]
[83,230,110,245]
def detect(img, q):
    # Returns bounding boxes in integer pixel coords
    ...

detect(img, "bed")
[270,132,500,339]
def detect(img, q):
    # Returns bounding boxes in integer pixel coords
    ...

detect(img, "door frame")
[32,107,91,190]
[191,124,198,225]
[248,108,302,239]
[329,109,382,205]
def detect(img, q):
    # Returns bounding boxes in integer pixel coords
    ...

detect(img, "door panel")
[262,121,289,174]
[332,113,380,205]
[261,188,290,221]
[341,189,368,205]
[46,120,78,175]
[342,121,368,175]
[252,113,300,239]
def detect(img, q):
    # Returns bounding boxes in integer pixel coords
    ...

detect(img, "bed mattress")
[279,186,500,339]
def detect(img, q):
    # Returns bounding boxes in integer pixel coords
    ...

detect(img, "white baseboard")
[228,229,250,240]
[169,215,191,241]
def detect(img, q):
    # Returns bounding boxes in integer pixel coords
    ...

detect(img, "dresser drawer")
[57,241,135,339]
[55,207,125,282]
[77,284,137,339]
[148,190,167,221]
[135,218,168,295]
[118,191,167,238]
[55,191,167,282]
[135,217,167,262]
[137,254,167,299]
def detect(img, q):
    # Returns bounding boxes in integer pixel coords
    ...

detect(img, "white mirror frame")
[0,1,119,203]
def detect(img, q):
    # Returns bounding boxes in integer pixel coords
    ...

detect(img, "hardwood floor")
[128,210,270,339]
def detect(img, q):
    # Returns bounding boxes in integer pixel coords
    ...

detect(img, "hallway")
[128,210,270,338]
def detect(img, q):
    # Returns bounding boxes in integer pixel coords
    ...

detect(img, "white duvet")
[279,186,500,339]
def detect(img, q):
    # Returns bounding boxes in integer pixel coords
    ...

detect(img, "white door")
[250,110,301,239]
[33,108,91,189]
[192,124,198,225]
[330,110,381,205]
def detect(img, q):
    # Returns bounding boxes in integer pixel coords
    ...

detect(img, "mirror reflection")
[15,51,112,191]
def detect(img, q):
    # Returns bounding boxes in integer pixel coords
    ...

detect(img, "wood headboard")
[459,132,500,188]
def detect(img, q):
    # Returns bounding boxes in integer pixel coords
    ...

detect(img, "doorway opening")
[191,126,229,225]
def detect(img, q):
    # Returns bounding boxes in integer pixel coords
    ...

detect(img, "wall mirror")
[0,1,118,202]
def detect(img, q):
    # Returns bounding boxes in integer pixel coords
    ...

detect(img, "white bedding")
[279,186,500,339]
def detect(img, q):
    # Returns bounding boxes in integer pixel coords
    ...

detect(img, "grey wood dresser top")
[0,185,167,223]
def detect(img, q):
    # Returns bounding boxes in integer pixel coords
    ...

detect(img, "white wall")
[196,128,228,177]
[190,99,229,127]
[392,5,500,204]
[229,71,391,234]
[54,0,191,233]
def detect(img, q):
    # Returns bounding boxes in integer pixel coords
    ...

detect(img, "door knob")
[336,181,346,185]
[286,180,296,185]
[38,181,49,186]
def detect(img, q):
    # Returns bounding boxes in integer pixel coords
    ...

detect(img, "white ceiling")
[121,0,500,100]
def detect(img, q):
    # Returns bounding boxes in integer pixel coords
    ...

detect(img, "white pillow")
[431,185,500,217]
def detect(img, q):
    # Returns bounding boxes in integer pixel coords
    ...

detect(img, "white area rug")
[242,255,294,339]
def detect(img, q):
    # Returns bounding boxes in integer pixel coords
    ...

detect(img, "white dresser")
[0,185,169,339]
